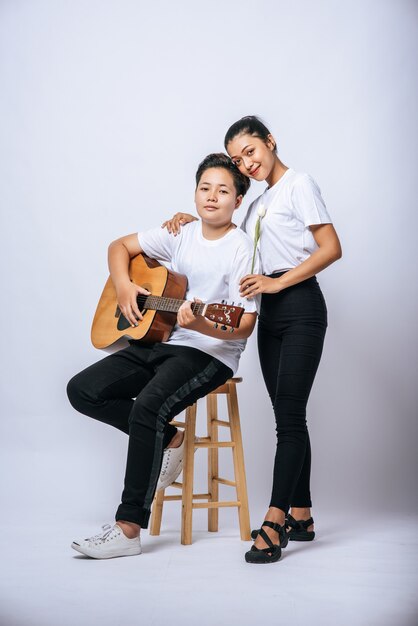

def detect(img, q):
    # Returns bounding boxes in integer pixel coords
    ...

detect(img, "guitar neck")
[137,294,205,316]
[135,293,244,329]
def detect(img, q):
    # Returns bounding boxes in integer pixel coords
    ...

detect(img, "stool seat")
[150,378,251,545]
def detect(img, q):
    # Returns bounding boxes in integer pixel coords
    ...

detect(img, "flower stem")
[251,216,261,273]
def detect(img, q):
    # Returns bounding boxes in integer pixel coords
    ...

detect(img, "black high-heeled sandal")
[251,514,315,542]
[245,521,288,564]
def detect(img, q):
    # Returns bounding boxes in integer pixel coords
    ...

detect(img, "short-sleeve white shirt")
[241,168,332,275]
[137,221,258,374]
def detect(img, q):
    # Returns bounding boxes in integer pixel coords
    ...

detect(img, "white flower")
[257,204,266,218]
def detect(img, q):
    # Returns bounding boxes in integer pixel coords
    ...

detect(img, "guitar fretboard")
[137,294,205,316]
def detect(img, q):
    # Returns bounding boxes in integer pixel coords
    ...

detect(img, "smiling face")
[226,133,277,183]
[194,167,242,229]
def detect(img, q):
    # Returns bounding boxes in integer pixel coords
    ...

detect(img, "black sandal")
[286,514,315,541]
[245,521,288,564]
[250,515,315,542]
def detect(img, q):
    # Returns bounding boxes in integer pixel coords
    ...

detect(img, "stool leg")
[227,383,251,541]
[181,403,197,545]
[149,489,165,536]
[207,393,219,532]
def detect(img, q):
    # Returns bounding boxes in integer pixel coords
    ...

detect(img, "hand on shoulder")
[161,213,198,236]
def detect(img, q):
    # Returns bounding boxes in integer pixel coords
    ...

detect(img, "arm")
[177,301,257,340]
[240,223,342,298]
[161,212,198,236]
[108,233,150,327]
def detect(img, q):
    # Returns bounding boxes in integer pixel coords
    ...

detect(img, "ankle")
[290,507,312,521]
[116,521,140,539]
[264,506,286,527]
[167,429,184,449]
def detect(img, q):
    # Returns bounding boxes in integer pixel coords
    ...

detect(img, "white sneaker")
[71,524,142,559]
[157,439,186,491]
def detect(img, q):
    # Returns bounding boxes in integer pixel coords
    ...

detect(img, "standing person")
[67,153,257,559]
[162,116,342,564]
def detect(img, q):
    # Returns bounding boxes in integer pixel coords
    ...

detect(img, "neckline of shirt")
[263,167,294,197]
[197,221,238,246]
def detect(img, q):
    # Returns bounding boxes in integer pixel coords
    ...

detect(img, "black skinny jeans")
[67,342,232,528]
[258,274,327,514]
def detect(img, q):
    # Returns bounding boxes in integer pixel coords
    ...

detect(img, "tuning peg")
[214,323,218,329]
[229,328,234,333]
[221,300,225,304]
[221,325,227,331]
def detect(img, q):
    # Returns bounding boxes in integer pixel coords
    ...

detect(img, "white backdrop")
[1,0,417,533]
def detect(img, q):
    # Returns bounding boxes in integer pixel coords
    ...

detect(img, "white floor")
[0,512,417,626]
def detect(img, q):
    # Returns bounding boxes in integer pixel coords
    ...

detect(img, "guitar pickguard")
[116,307,148,331]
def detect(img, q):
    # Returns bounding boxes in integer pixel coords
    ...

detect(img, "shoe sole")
[245,547,282,564]
[71,542,142,559]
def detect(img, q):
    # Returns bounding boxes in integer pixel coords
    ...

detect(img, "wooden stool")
[150,377,251,545]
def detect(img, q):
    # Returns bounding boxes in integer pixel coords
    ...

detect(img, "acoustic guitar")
[91,254,245,350]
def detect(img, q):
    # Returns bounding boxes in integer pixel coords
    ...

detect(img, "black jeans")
[257,274,327,514]
[67,342,232,528]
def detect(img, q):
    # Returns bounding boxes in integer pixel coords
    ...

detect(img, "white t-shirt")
[241,168,332,275]
[137,221,258,374]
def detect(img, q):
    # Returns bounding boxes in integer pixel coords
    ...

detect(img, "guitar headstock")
[204,302,244,330]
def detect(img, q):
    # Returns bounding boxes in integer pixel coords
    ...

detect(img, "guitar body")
[91,254,188,350]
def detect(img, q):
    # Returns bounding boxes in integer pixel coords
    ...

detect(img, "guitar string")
[136,295,206,315]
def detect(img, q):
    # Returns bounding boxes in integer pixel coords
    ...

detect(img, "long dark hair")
[224,115,277,152]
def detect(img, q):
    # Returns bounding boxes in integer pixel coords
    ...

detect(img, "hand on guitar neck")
[117,280,209,333]
[177,298,204,331]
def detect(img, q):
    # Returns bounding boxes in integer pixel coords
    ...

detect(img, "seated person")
[67,153,258,559]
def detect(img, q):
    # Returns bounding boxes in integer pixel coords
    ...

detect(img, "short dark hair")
[195,153,250,197]
[224,115,276,152]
